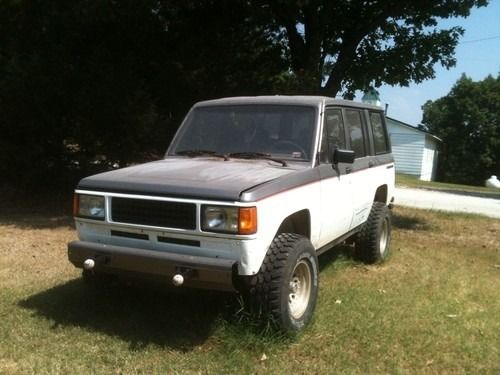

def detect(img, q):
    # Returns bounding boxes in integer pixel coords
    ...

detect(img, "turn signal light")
[239,207,257,235]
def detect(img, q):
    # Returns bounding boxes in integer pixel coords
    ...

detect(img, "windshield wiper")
[175,150,228,160]
[227,152,288,167]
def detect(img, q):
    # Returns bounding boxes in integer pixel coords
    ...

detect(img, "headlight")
[74,194,105,220]
[202,205,257,234]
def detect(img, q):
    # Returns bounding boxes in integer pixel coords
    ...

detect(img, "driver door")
[317,108,354,247]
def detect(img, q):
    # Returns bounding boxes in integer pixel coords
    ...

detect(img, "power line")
[460,57,500,62]
[459,35,500,44]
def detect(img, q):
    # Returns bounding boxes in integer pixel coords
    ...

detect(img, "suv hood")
[77,157,302,201]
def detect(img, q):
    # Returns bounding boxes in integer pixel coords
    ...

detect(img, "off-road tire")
[355,202,392,264]
[247,233,319,333]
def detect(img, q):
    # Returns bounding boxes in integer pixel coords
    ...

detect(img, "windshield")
[168,105,318,161]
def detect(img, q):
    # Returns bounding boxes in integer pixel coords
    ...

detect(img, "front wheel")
[355,201,392,264]
[247,233,319,333]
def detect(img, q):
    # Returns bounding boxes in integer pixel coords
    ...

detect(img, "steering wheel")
[273,140,307,158]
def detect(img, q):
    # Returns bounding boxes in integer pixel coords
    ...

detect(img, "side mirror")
[333,148,355,164]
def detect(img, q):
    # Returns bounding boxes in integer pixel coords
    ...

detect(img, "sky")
[355,0,500,126]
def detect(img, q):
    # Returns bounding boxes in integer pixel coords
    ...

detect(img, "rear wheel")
[247,233,319,333]
[355,202,392,264]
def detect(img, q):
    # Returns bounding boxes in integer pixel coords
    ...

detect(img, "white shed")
[386,117,441,181]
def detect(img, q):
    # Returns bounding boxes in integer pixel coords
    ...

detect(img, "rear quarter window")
[370,112,389,154]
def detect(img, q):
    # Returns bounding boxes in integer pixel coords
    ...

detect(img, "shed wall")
[387,119,425,177]
[389,133,425,176]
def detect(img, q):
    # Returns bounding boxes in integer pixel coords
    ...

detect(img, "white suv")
[68,96,395,332]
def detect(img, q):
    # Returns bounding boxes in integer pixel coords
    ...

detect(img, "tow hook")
[83,259,95,270]
[82,255,108,270]
[172,268,194,287]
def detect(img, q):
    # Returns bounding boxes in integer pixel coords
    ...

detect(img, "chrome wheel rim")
[379,218,389,257]
[288,260,312,319]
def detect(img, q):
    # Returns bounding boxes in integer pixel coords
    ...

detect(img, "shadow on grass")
[318,244,355,272]
[392,211,431,231]
[19,278,239,350]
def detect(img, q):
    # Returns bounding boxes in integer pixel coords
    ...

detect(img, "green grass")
[1,207,499,374]
[396,173,500,199]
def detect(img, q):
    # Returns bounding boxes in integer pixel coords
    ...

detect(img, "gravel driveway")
[395,187,500,219]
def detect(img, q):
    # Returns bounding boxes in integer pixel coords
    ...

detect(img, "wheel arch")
[374,184,388,204]
[275,209,311,239]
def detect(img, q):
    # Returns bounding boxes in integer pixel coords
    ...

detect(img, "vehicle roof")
[194,95,383,111]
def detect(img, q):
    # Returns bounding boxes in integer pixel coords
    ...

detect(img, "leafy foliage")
[0,0,489,189]
[252,0,488,97]
[0,1,169,186]
[422,74,500,185]
[0,1,286,188]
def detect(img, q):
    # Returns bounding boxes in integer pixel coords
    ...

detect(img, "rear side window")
[370,112,389,154]
[345,109,366,158]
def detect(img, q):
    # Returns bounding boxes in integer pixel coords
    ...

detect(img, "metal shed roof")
[387,116,442,142]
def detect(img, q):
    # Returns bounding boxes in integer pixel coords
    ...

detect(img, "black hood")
[77,157,306,201]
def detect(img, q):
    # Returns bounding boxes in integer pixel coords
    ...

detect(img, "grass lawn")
[396,174,500,199]
[0,207,499,374]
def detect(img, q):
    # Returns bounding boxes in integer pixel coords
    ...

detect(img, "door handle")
[368,161,375,168]
[346,167,352,174]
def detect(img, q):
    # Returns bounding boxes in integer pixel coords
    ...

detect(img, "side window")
[370,112,389,154]
[320,109,345,163]
[345,109,366,158]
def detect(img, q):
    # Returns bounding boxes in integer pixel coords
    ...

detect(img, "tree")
[0,0,169,186]
[155,1,288,101]
[0,0,490,191]
[251,0,488,97]
[0,0,287,188]
[422,74,500,185]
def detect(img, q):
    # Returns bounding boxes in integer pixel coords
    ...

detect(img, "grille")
[111,197,196,230]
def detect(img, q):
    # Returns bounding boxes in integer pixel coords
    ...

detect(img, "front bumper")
[68,241,236,291]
